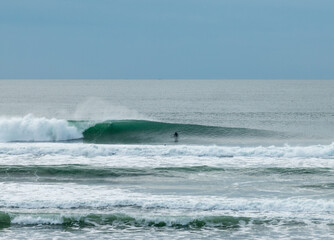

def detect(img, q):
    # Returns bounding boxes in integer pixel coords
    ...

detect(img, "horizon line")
[0,78,333,81]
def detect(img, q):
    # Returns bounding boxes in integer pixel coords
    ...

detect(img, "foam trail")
[1,143,334,159]
[0,114,82,142]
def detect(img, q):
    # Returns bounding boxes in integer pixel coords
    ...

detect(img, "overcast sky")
[0,0,333,79]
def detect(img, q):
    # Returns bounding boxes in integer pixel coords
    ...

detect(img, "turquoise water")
[1,80,334,239]
[80,120,280,144]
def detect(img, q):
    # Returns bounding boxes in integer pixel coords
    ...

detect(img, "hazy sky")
[0,0,333,79]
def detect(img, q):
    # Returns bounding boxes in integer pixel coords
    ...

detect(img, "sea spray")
[73,98,146,121]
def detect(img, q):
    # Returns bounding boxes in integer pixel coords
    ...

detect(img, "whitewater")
[1,80,334,239]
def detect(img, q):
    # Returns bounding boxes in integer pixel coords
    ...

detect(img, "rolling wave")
[1,165,332,180]
[0,211,285,229]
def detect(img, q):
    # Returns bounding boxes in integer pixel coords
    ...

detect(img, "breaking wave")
[0,115,279,144]
[0,211,297,229]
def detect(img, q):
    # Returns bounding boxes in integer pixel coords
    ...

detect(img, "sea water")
[0,80,334,239]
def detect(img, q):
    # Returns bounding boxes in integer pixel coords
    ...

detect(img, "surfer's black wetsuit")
[174,132,179,142]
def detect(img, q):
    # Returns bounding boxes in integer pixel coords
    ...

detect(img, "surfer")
[174,132,179,142]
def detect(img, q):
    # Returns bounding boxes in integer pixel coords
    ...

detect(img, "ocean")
[1,80,334,239]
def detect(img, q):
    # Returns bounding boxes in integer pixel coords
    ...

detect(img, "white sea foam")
[0,115,82,142]
[0,142,334,160]
[0,142,334,169]
[1,183,334,214]
[10,215,62,225]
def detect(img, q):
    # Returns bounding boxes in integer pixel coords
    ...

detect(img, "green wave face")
[0,212,10,229]
[81,120,276,144]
